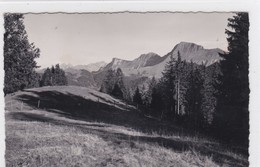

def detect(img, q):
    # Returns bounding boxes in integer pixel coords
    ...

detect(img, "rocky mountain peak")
[139,52,158,59]
[172,42,204,53]
[111,57,124,63]
[101,41,223,79]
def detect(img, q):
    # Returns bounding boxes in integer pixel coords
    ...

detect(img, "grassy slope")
[5,86,248,167]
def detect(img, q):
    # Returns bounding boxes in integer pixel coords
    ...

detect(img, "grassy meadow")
[5,86,248,167]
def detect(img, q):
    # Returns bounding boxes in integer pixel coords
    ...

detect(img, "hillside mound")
[5,86,248,167]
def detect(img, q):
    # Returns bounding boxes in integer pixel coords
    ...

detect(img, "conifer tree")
[160,52,187,119]
[100,69,116,94]
[41,68,52,86]
[184,64,204,129]
[133,87,143,105]
[111,82,123,99]
[200,63,220,129]
[160,55,176,118]
[150,86,163,117]
[174,52,187,116]
[101,68,127,100]
[54,64,67,85]
[214,13,249,145]
[40,64,67,86]
[4,14,40,94]
[50,65,55,85]
[115,68,127,98]
[143,77,157,106]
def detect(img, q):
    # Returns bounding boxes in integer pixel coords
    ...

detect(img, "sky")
[23,12,234,68]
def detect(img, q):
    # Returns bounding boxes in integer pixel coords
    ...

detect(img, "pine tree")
[100,68,128,100]
[4,14,40,94]
[100,69,116,94]
[184,64,204,129]
[160,55,176,118]
[50,65,55,85]
[214,13,249,146]
[115,68,127,99]
[54,64,67,85]
[200,63,220,129]
[174,52,187,116]
[41,68,52,86]
[133,87,143,106]
[124,87,133,102]
[143,77,157,106]
[160,52,188,119]
[40,64,67,86]
[150,86,163,117]
[140,85,146,103]
[111,82,123,99]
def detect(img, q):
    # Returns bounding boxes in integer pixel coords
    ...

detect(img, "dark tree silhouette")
[133,87,143,106]
[143,77,157,106]
[150,87,163,117]
[184,66,204,129]
[41,68,52,86]
[100,69,116,94]
[100,68,128,100]
[111,82,123,99]
[213,13,249,146]
[115,68,127,99]
[54,64,67,86]
[160,55,176,118]
[4,14,40,94]
[40,64,67,86]
[200,63,220,130]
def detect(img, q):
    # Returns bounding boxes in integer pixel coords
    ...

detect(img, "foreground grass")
[6,112,219,167]
[5,86,248,167]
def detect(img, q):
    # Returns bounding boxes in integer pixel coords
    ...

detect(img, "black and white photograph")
[3,10,251,167]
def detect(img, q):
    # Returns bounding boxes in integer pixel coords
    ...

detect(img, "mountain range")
[60,61,107,72]
[38,42,224,89]
[101,42,223,79]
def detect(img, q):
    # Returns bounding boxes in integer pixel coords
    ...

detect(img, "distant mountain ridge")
[66,69,97,89]
[100,42,223,78]
[60,61,107,72]
[37,42,223,89]
[37,62,106,89]
[104,52,165,71]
